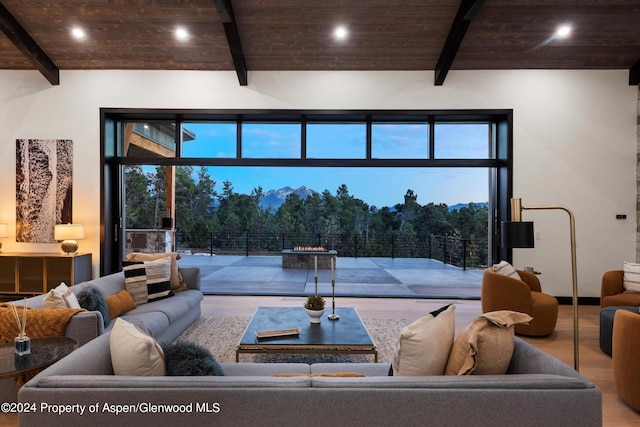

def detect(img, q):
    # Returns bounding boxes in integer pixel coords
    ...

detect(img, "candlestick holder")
[328,279,339,320]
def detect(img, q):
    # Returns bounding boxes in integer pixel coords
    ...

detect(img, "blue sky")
[168,122,489,208]
[204,166,488,208]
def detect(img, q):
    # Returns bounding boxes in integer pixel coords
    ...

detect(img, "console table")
[0,253,92,296]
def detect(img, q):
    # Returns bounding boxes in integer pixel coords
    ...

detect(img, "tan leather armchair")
[600,270,640,308]
[481,268,558,336]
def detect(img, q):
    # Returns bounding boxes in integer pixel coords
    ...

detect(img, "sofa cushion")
[105,290,136,319]
[71,272,127,298]
[38,375,312,389]
[123,257,173,305]
[121,297,188,325]
[310,363,391,377]
[309,374,589,389]
[391,304,455,376]
[491,260,521,280]
[445,310,532,376]
[162,341,226,376]
[126,252,187,292]
[43,282,81,309]
[221,363,311,376]
[110,318,165,376]
[117,311,171,337]
[76,285,110,328]
[623,261,640,293]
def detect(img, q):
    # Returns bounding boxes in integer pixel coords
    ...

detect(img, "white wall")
[0,69,636,298]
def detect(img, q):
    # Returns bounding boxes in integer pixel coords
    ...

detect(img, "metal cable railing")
[166,230,488,270]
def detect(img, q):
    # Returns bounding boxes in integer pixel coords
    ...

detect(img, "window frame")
[101,108,513,276]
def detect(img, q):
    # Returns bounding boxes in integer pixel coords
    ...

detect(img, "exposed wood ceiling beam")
[434,0,487,86]
[212,0,248,86]
[0,1,59,85]
[630,59,640,85]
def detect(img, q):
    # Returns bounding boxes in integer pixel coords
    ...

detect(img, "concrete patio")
[177,255,483,299]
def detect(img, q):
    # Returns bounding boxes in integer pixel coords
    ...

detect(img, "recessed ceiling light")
[333,25,348,41]
[175,27,189,41]
[71,27,86,40]
[555,24,572,39]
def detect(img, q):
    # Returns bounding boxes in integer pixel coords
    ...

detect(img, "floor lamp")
[500,198,579,371]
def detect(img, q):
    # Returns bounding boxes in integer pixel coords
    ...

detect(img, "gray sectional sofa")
[11,267,202,345]
[18,336,601,426]
[2,267,202,403]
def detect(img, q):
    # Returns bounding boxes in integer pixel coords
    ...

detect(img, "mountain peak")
[260,186,319,209]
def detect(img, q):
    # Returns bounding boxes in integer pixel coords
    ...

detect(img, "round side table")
[0,336,79,380]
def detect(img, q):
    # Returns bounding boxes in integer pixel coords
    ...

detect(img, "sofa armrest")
[601,270,624,306]
[508,338,592,383]
[64,311,104,346]
[179,267,201,291]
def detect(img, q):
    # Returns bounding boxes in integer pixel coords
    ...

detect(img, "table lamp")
[54,224,85,255]
[0,223,7,251]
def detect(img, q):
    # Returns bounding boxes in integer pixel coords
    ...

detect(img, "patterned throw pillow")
[125,252,187,292]
[491,260,522,280]
[123,257,173,305]
[623,261,640,293]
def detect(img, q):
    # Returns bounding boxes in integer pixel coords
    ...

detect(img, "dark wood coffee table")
[0,336,78,379]
[236,306,377,362]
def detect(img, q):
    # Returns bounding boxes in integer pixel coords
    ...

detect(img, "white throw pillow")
[492,260,521,280]
[623,261,640,293]
[110,318,165,376]
[43,282,81,309]
[391,304,456,376]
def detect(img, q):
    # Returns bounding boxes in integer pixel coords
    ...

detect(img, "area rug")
[177,315,407,364]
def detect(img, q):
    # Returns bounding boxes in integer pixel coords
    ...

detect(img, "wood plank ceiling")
[0,0,639,86]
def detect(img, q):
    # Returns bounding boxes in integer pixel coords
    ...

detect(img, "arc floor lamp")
[500,198,579,371]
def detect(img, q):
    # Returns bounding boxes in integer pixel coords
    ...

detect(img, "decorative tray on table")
[255,328,301,339]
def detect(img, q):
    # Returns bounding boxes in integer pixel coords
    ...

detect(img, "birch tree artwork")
[16,139,73,242]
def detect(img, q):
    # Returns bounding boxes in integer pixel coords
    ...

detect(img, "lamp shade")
[54,224,85,241]
[500,221,534,248]
[0,223,7,238]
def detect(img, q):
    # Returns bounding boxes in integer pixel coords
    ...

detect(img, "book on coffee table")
[255,328,301,339]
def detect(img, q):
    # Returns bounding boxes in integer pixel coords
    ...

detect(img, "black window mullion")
[366,116,372,159]
[428,115,435,159]
[301,116,307,159]
[175,115,183,157]
[236,120,242,158]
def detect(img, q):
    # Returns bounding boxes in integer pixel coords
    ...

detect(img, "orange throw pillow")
[105,290,136,319]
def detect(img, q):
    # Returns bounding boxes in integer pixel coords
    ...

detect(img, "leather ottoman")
[599,305,638,356]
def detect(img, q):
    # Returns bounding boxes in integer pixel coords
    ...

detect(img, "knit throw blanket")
[0,304,84,344]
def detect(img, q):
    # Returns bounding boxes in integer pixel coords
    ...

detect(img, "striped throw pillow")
[123,257,173,305]
[491,261,521,280]
[623,262,640,293]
